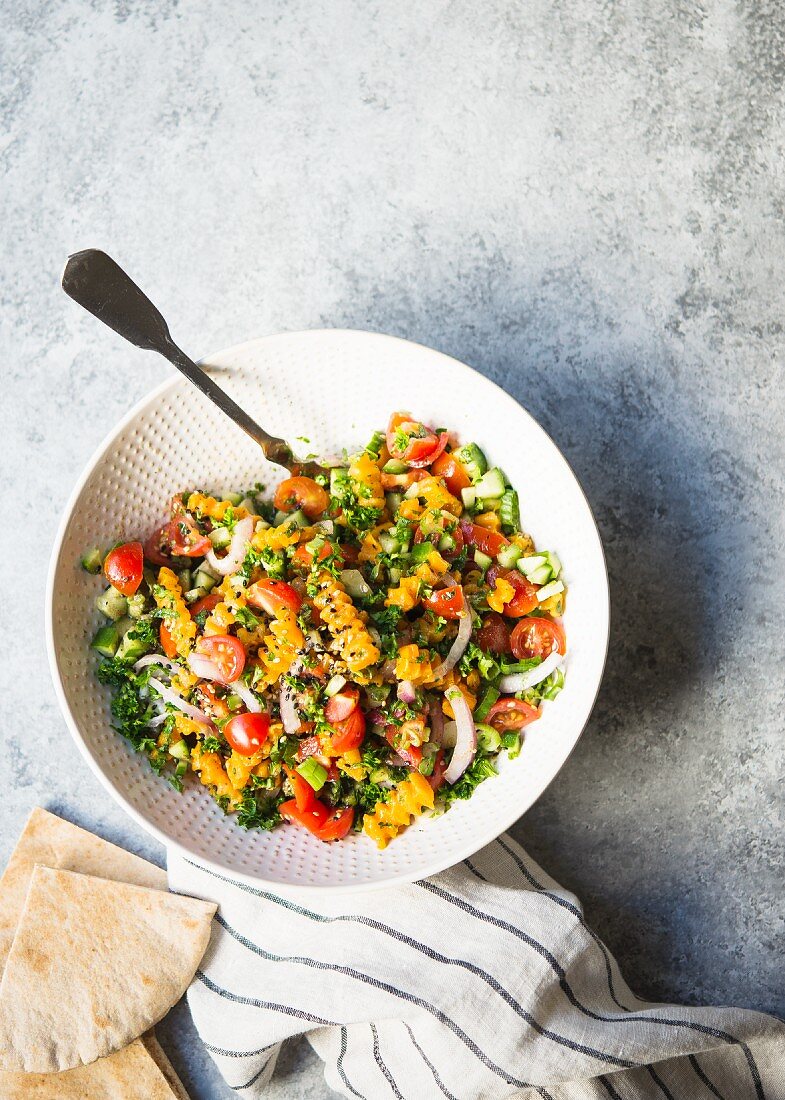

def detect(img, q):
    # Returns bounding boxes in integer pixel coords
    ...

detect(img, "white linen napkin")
[168,835,784,1098]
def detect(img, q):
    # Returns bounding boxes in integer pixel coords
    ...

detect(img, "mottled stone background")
[2,1,783,1096]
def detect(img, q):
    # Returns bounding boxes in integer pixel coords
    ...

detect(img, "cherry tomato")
[422,585,465,620]
[431,451,471,495]
[428,748,448,792]
[460,519,509,558]
[406,431,448,468]
[189,592,222,618]
[223,711,271,756]
[103,542,143,596]
[324,686,360,723]
[326,707,366,754]
[384,726,423,768]
[196,634,246,684]
[486,697,541,731]
[486,566,538,617]
[246,578,303,616]
[315,807,354,841]
[476,613,512,655]
[510,617,566,661]
[168,514,212,558]
[144,523,175,566]
[285,766,319,812]
[386,413,448,468]
[280,797,330,833]
[159,619,177,658]
[274,476,329,519]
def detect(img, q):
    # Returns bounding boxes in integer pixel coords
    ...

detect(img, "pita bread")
[0,1032,189,1098]
[141,1031,192,1100]
[0,808,167,975]
[0,866,215,1073]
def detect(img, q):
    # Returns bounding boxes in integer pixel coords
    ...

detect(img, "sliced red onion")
[229,679,262,713]
[431,610,472,680]
[187,651,224,681]
[443,687,477,784]
[499,651,564,694]
[279,659,303,735]
[148,677,216,732]
[134,654,180,676]
[145,713,170,729]
[205,515,254,576]
[428,696,445,745]
[397,679,416,705]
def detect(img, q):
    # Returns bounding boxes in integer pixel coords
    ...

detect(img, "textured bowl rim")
[46,328,610,894]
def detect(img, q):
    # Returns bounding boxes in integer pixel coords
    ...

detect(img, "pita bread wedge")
[0,866,216,1073]
[0,807,166,975]
[0,1032,190,1098]
[141,1030,192,1100]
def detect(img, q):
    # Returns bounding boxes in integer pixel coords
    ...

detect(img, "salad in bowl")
[83,411,567,849]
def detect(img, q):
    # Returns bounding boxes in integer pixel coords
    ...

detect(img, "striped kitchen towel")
[168,835,785,1099]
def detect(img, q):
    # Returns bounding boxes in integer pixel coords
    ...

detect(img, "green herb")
[442,757,497,804]
[237,793,283,831]
[202,736,222,753]
[233,605,260,630]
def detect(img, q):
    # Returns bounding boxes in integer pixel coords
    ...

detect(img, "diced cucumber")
[325,674,347,697]
[418,755,435,776]
[543,551,562,579]
[474,685,500,722]
[365,429,385,459]
[80,547,103,574]
[499,489,520,532]
[116,628,152,662]
[477,498,501,513]
[496,544,522,569]
[192,569,217,593]
[239,497,257,514]
[379,531,401,555]
[438,532,457,554]
[461,486,477,509]
[473,467,506,499]
[340,568,371,599]
[330,468,350,497]
[473,550,493,571]
[273,509,289,526]
[126,593,146,619]
[388,566,402,584]
[169,739,190,761]
[501,731,521,759]
[95,587,128,621]
[91,623,120,658]
[370,766,394,784]
[476,723,502,753]
[223,491,244,506]
[411,542,434,564]
[208,527,232,550]
[286,509,310,530]
[177,567,192,591]
[385,492,403,515]
[536,579,565,603]
[455,442,488,482]
[382,458,409,474]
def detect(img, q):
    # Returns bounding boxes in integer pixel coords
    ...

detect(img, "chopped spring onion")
[365,430,386,459]
[474,684,500,722]
[476,723,502,753]
[296,758,328,791]
[501,731,521,758]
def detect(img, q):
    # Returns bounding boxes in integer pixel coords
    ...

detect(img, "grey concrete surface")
[2,1,784,1096]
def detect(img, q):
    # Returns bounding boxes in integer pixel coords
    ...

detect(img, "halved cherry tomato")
[316,807,354,841]
[460,519,509,558]
[189,592,222,618]
[159,619,177,658]
[486,697,541,731]
[144,523,175,566]
[168,514,212,558]
[326,707,366,754]
[486,566,538,617]
[223,711,271,755]
[246,578,303,616]
[431,451,471,495]
[196,634,246,684]
[103,541,144,596]
[386,413,449,468]
[324,686,360,723]
[384,726,423,768]
[428,748,448,792]
[280,797,330,833]
[510,617,566,661]
[274,476,329,519]
[285,766,320,812]
[406,431,448,468]
[476,613,512,655]
[422,585,465,620]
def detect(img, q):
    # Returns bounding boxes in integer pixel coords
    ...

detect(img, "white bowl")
[47,330,608,892]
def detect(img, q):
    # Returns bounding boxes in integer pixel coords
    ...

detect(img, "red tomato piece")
[431,451,471,495]
[486,566,538,617]
[167,514,212,558]
[428,748,448,792]
[223,711,271,755]
[297,735,322,760]
[196,634,246,684]
[406,431,449,469]
[144,522,174,566]
[486,697,541,731]
[326,707,367,755]
[460,519,509,558]
[280,797,330,834]
[291,541,343,569]
[316,807,354,841]
[384,726,423,768]
[273,476,329,519]
[189,592,222,618]
[324,686,360,723]
[284,766,320,812]
[385,412,447,468]
[476,613,512,655]
[510,617,566,661]
[159,619,178,658]
[103,541,144,596]
[421,585,465,620]
[246,578,303,616]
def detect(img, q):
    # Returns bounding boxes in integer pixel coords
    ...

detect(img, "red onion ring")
[229,679,263,713]
[133,654,180,676]
[443,687,477,785]
[396,679,416,705]
[205,515,254,576]
[499,652,564,694]
[148,677,216,733]
[431,610,472,680]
